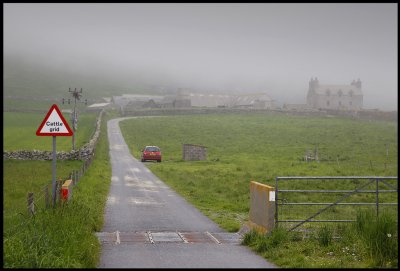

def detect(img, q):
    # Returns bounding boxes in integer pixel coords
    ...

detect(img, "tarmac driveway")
[98,117,277,268]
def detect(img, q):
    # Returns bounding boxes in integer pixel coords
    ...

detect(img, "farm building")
[111,94,164,108]
[229,93,274,109]
[188,94,231,107]
[188,93,274,109]
[306,78,363,111]
[113,92,274,110]
[159,95,191,108]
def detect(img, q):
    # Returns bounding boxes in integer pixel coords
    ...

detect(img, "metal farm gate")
[275,176,398,232]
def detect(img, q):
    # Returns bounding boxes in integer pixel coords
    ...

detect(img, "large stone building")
[306,78,363,111]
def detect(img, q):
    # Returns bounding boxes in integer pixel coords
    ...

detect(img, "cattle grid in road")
[96,231,242,245]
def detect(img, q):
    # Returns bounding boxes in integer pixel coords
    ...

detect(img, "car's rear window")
[145,147,160,152]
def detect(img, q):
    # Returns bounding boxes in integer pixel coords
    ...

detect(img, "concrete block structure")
[182,144,207,161]
[247,181,275,234]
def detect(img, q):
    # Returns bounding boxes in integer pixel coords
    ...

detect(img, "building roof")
[313,85,362,96]
[112,94,164,106]
[189,94,231,107]
[121,94,164,101]
[188,93,272,107]
[159,95,178,104]
[88,103,110,108]
[230,93,272,106]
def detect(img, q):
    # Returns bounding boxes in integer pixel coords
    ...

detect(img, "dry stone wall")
[3,110,104,161]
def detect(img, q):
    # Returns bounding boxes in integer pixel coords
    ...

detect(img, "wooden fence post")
[386,143,389,159]
[27,192,34,215]
[72,171,76,186]
[57,180,62,207]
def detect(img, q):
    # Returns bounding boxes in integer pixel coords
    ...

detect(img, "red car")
[141,146,162,162]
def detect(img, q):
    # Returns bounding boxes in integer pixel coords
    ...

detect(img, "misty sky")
[3,3,398,110]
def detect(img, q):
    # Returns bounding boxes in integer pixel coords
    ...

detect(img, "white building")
[306,78,363,111]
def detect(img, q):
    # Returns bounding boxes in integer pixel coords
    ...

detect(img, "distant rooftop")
[88,103,110,108]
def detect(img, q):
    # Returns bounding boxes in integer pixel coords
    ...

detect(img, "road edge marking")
[147,231,154,244]
[115,231,120,245]
[206,231,221,244]
[177,231,189,243]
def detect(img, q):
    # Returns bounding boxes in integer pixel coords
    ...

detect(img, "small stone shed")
[182,144,207,161]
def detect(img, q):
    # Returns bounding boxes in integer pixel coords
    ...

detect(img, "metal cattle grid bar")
[96,231,243,245]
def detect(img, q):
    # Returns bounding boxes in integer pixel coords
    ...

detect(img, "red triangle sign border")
[36,104,74,136]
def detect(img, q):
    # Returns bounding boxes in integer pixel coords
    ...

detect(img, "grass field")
[4,110,98,151]
[4,98,90,111]
[3,111,112,268]
[4,98,56,111]
[3,110,397,268]
[119,112,398,268]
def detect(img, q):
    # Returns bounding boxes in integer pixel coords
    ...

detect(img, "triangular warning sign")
[36,104,74,136]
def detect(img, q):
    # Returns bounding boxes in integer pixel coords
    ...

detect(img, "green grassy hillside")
[4,111,97,151]
[4,54,162,100]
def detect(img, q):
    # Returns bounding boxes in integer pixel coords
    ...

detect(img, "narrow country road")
[98,117,277,268]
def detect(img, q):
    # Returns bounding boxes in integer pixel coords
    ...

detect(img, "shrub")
[255,236,269,253]
[242,227,289,254]
[242,229,258,246]
[353,210,398,267]
[316,225,333,247]
[269,227,289,247]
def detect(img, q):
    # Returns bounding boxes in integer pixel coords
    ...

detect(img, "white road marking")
[206,231,221,244]
[177,232,189,243]
[115,231,120,245]
[147,231,154,244]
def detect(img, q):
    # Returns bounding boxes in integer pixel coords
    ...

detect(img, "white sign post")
[36,104,73,207]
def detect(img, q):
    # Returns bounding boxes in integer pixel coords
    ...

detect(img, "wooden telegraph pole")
[69,88,82,151]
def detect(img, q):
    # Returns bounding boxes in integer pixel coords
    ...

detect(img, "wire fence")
[4,110,104,239]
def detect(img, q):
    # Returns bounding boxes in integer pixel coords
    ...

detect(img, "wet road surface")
[98,117,277,268]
